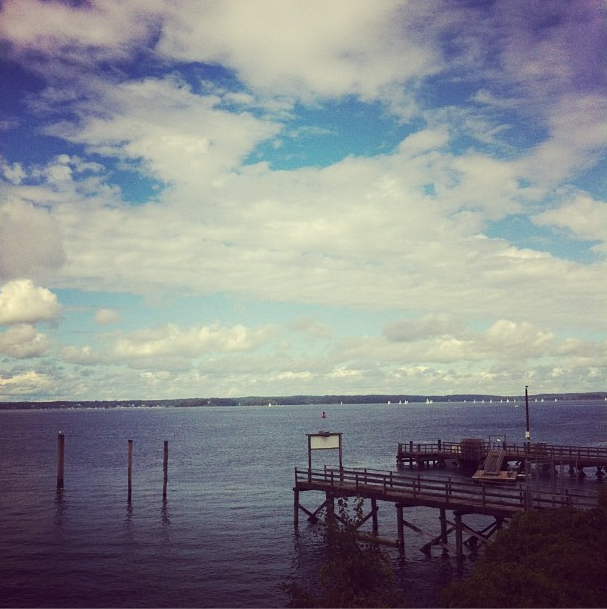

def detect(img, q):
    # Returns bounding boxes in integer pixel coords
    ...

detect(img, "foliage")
[284,496,406,608]
[441,506,607,608]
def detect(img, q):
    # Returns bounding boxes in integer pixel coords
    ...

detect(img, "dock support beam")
[440,507,448,544]
[293,492,333,526]
[455,512,463,560]
[326,492,335,525]
[371,498,378,535]
[396,504,404,553]
[293,488,299,527]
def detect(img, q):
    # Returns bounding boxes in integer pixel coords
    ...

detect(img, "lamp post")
[525,385,530,445]
[523,385,533,508]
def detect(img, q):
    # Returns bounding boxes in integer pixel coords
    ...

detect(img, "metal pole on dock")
[163,440,168,499]
[127,439,133,502]
[525,385,530,445]
[56,432,65,490]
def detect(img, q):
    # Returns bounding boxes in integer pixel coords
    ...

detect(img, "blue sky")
[1,0,606,401]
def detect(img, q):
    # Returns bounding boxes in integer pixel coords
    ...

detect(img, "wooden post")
[326,492,335,524]
[371,498,379,535]
[307,435,312,483]
[56,432,65,490]
[396,504,404,553]
[455,512,463,559]
[440,507,448,544]
[127,439,133,502]
[293,488,300,527]
[162,440,168,499]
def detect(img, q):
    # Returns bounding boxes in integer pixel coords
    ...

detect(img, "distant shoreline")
[1,392,606,409]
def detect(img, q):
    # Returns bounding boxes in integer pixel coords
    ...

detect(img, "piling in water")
[163,440,168,498]
[127,439,133,502]
[57,432,65,490]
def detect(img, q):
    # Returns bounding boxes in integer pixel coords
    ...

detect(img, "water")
[1,400,605,607]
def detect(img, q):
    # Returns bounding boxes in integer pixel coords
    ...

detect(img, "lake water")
[1,399,605,607]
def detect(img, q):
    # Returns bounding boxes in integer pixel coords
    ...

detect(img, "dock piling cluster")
[55,433,170,499]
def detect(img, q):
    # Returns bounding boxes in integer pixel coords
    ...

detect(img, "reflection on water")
[53,489,65,529]
[161,498,171,527]
[125,501,134,521]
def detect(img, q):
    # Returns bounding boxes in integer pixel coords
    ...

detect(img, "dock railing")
[295,466,599,513]
[397,440,607,465]
[398,441,468,456]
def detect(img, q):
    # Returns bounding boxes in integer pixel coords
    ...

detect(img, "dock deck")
[293,466,599,557]
[396,440,607,474]
[295,467,597,516]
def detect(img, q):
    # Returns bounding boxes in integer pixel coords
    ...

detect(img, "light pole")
[525,385,530,445]
[524,385,532,508]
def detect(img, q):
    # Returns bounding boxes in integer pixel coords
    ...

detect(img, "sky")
[0,0,606,402]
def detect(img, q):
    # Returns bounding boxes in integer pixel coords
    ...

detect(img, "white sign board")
[310,434,341,450]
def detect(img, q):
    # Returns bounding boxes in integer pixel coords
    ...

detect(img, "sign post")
[306,432,343,481]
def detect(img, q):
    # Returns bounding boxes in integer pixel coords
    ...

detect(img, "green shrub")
[284,496,406,608]
[441,506,607,607]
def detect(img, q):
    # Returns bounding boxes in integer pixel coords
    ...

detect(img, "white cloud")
[288,317,333,340]
[0,280,62,326]
[1,159,26,184]
[94,308,121,325]
[384,314,464,342]
[158,0,437,101]
[482,319,554,357]
[0,0,163,65]
[327,367,363,380]
[0,200,65,281]
[113,322,275,361]
[398,128,450,155]
[61,345,105,366]
[0,370,54,397]
[8,145,602,333]
[519,94,607,185]
[44,76,280,184]
[0,324,50,358]
[532,193,607,250]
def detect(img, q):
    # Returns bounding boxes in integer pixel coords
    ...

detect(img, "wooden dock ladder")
[482,448,505,474]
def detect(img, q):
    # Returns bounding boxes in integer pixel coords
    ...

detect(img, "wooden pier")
[293,466,599,558]
[396,440,607,476]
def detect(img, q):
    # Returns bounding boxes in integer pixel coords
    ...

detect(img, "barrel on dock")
[459,439,484,469]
